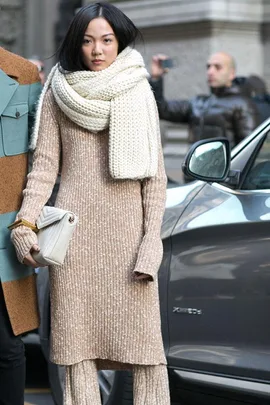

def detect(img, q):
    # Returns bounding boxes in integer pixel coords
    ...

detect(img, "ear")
[230,68,236,82]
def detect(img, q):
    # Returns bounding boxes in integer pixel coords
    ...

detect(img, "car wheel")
[99,370,133,405]
[48,361,133,405]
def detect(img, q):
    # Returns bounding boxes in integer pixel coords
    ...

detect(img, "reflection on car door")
[168,132,270,383]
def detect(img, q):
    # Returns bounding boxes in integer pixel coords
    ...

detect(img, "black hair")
[57,2,142,72]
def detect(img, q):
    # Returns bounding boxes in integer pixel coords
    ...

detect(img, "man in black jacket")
[150,52,258,148]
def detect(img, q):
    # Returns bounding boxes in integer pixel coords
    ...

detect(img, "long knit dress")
[12,89,167,369]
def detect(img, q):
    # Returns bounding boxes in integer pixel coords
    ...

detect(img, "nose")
[207,67,216,80]
[207,65,215,75]
[92,42,102,56]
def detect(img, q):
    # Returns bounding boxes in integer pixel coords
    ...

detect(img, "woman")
[11,2,169,404]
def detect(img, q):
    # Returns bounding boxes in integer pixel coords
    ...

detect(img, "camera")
[160,58,177,69]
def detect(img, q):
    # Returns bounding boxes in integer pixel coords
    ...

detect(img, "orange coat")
[0,47,42,335]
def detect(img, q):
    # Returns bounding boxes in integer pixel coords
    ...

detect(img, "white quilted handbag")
[32,206,78,266]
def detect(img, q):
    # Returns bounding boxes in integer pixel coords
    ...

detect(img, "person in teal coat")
[0,47,41,405]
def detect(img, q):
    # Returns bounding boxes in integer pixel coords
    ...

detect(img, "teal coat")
[0,47,42,335]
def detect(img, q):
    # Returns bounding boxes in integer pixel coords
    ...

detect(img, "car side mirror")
[182,138,231,182]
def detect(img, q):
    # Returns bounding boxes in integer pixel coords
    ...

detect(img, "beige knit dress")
[12,89,167,369]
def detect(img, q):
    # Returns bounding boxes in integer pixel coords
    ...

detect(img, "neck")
[210,85,231,95]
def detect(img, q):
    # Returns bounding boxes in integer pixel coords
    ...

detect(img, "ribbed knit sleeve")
[133,144,167,280]
[11,90,61,262]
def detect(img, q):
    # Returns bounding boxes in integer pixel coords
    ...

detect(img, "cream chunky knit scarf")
[31,47,159,180]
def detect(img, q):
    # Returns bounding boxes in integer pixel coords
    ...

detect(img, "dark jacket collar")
[210,85,241,97]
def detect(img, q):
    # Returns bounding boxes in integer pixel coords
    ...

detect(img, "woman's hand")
[134,271,153,282]
[151,54,169,79]
[23,244,44,268]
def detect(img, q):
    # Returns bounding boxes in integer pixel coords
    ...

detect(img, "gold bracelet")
[7,219,38,233]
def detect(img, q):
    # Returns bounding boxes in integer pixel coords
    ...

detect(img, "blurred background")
[0,2,269,402]
[1,0,269,181]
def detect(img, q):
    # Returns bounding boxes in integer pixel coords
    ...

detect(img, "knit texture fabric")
[30,47,159,180]
[11,90,167,367]
[64,361,170,405]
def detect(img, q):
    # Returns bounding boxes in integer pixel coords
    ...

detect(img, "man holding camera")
[150,52,258,149]
[0,47,41,405]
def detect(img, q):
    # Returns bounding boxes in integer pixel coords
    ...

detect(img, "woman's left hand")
[134,271,153,281]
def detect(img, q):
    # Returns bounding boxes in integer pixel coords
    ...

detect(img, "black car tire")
[102,371,133,405]
[47,361,133,405]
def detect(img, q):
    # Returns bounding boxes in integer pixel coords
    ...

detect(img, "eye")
[83,38,92,44]
[104,38,112,43]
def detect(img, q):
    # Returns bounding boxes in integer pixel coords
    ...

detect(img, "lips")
[92,60,103,64]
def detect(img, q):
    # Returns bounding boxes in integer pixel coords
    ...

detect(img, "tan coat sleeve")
[133,142,167,281]
[11,90,61,262]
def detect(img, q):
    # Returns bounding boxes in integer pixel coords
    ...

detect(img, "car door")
[167,128,270,385]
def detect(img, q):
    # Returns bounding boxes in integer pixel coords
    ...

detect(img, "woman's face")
[81,17,119,71]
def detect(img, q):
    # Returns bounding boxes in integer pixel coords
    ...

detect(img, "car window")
[242,131,270,190]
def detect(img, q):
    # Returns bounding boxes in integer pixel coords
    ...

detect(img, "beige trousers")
[64,360,170,405]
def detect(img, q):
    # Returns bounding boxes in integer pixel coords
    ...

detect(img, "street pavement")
[23,333,54,405]
[25,390,54,405]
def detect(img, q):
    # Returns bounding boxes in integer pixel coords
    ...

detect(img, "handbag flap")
[36,206,74,229]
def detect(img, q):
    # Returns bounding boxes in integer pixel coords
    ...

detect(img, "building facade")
[1,0,269,181]
[1,0,269,96]
[83,0,269,100]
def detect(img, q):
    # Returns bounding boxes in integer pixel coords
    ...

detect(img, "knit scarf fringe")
[30,47,159,180]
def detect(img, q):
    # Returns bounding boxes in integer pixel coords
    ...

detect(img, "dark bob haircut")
[57,2,142,72]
